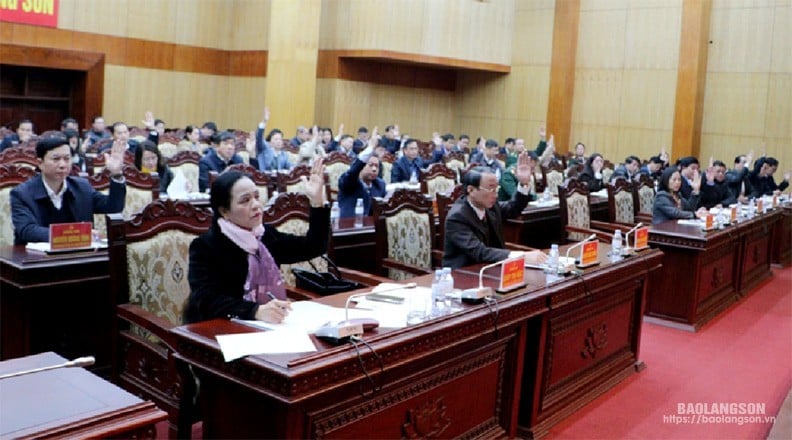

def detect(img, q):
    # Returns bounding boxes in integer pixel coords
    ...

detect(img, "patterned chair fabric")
[566,193,591,241]
[126,229,196,326]
[638,185,655,215]
[602,167,614,183]
[614,190,635,224]
[545,169,564,196]
[324,161,350,201]
[168,151,201,194]
[380,161,393,185]
[425,176,456,199]
[385,209,432,280]
[0,187,14,246]
[157,142,179,159]
[273,218,328,287]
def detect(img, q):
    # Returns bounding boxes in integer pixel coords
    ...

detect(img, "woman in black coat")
[134,140,174,194]
[578,153,605,192]
[652,166,707,224]
[184,160,329,324]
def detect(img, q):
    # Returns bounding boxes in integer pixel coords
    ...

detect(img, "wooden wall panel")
[68,0,130,37]
[126,0,178,42]
[576,9,626,69]
[619,70,677,130]
[581,0,628,10]
[617,127,672,162]
[229,0,271,50]
[573,69,624,127]
[512,8,554,66]
[624,3,682,70]
[765,74,792,140]
[702,73,769,137]
[227,77,268,130]
[707,6,774,73]
[569,124,620,158]
[771,5,791,73]
[502,67,551,122]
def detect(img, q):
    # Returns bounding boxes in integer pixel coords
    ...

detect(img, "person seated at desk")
[652,166,707,225]
[134,140,174,194]
[184,160,329,324]
[10,135,127,245]
[198,131,244,192]
[337,128,387,218]
[391,138,425,183]
[748,157,790,197]
[498,151,539,202]
[699,160,736,209]
[578,153,606,192]
[443,153,547,269]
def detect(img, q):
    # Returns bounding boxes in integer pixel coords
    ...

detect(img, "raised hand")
[691,171,702,193]
[538,125,546,139]
[142,111,155,129]
[515,152,534,185]
[262,107,270,124]
[311,125,319,142]
[104,139,126,176]
[705,165,716,183]
[302,157,326,207]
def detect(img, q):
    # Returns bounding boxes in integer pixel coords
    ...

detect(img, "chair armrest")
[382,257,434,276]
[505,242,538,252]
[635,213,653,224]
[116,303,177,349]
[337,267,392,286]
[590,220,631,233]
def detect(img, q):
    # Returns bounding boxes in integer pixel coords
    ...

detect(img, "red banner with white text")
[0,0,59,28]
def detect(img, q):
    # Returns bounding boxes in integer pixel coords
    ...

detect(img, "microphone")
[0,356,95,380]
[565,234,598,264]
[622,222,644,253]
[315,283,415,343]
[460,260,502,303]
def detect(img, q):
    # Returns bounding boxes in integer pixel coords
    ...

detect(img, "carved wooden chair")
[276,164,313,194]
[602,159,615,184]
[558,178,615,243]
[416,140,434,162]
[420,162,457,200]
[281,144,301,167]
[323,151,352,202]
[379,152,395,185]
[167,151,201,194]
[634,173,656,219]
[128,127,149,143]
[89,165,160,237]
[541,161,566,196]
[606,178,644,227]
[219,163,275,205]
[85,138,113,156]
[109,199,212,439]
[157,134,183,159]
[0,146,39,170]
[0,163,38,246]
[443,151,467,178]
[373,189,437,280]
[262,192,387,300]
[434,184,465,261]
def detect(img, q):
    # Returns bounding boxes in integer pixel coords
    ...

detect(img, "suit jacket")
[748,172,789,198]
[442,191,530,269]
[10,174,126,244]
[391,155,424,183]
[699,179,735,208]
[337,157,387,218]
[725,167,751,200]
[578,169,604,192]
[184,207,330,323]
[255,126,292,172]
[198,148,244,192]
[652,190,700,225]
[0,134,22,151]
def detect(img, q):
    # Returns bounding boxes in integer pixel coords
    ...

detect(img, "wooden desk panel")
[0,352,165,439]
[647,210,779,331]
[172,248,663,439]
[0,247,114,375]
[771,204,792,266]
[329,216,376,273]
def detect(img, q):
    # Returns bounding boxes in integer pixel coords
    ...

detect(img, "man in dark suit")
[391,138,425,183]
[676,156,700,200]
[337,127,387,218]
[11,134,127,245]
[0,119,34,151]
[198,131,244,192]
[442,153,547,269]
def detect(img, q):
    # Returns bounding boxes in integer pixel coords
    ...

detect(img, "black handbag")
[292,256,364,295]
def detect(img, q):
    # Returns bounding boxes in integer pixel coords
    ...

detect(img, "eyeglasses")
[477,185,500,193]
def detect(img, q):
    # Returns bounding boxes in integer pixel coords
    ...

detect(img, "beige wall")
[52,0,271,129]
[569,0,682,163]
[701,0,791,172]
[319,0,514,66]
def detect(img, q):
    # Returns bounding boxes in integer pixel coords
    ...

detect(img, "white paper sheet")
[238,301,347,333]
[216,330,317,362]
[528,198,559,207]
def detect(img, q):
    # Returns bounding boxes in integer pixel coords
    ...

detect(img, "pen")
[266,291,288,310]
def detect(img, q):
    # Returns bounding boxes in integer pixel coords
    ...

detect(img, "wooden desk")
[171,246,662,439]
[646,209,780,331]
[771,203,791,266]
[329,216,376,273]
[0,246,115,375]
[0,352,165,439]
[504,196,610,248]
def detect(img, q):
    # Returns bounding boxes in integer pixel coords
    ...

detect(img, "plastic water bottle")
[546,244,559,274]
[354,198,364,225]
[441,267,454,299]
[431,269,445,316]
[611,230,623,260]
[543,188,552,202]
[409,169,418,184]
[330,201,340,225]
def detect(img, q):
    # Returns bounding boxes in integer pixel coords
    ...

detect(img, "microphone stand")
[0,356,95,380]
[565,234,598,267]
[622,222,644,254]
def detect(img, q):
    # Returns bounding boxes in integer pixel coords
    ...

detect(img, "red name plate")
[705,214,714,229]
[634,227,649,249]
[580,241,598,266]
[757,199,764,213]
[49,222,92,250]
[0,0,59,28]
[500,256,526,292]
[731,206,737,223]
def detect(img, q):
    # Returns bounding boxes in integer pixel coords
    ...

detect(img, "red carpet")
[547,267,792,440]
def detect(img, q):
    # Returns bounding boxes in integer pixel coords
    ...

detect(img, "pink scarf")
[218,218,286,304]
